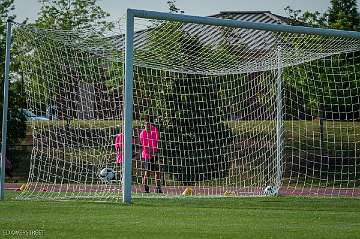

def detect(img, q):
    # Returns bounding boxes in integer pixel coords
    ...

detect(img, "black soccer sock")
[144,185,150,193]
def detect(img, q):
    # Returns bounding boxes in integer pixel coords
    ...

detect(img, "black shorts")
[144,156,160,172]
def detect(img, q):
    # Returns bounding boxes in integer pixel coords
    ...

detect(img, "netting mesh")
[14,16,360,200]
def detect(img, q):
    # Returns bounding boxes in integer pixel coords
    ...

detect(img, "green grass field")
[1,191,359,239]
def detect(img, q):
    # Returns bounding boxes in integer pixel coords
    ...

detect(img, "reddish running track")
[5,183,360,197]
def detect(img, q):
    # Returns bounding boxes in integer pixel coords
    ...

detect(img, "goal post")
[0,20,12,201]
[123,9,135,204]
[275,46,283,191]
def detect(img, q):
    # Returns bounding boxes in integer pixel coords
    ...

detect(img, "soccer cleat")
[155,186,163,193]
[144,185,150,193]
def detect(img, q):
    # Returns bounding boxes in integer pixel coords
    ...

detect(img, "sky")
[12,0,356,23]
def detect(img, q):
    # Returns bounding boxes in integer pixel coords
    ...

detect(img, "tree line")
[284,0,360,120]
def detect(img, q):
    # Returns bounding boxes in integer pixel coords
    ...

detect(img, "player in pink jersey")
[140,116,161,193]
[114,132,124,164]
[114,128,135,181]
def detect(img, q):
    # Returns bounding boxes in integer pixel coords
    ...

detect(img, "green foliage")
[284,6,328,27]
[284,0,360,121]
[136,22,235,184]
[0,0,15,83]
[0,0,27,146]
[161,73,233,183]
[18,1,118,118]
[167,0,184,14]
[283,53,360,119]
[36,0,113,31]
[328,0,360,30]
[285,0,360,30]
[145,21,188,67]
[0,0,15,82]
[17,26,122,118]
[5,81,27,145]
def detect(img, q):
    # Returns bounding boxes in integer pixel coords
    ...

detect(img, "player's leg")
[142,161,150,193]
[117,163,122,181]
[155,172,162,193]
[154,157,162,193]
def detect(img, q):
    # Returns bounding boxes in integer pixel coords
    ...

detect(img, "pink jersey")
[114,133,124,163]
[140,125,159,160]
[114,133,134,163]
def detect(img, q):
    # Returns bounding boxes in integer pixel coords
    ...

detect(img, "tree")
[285,0,360,30]
[136,17,234,184]
[284,6,328,28]
[0,0,27,146]
[23,0,118,119]
[284,0,360,118]
[1,0,15,81]
[284,1,360,179]
[167,0,184,14]
[36,0,113,31]
[328,0,360,30]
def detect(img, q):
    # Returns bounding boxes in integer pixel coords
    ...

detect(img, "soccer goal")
[2,9,360,202]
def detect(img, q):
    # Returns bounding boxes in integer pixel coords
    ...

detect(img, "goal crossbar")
[128,9,360,39]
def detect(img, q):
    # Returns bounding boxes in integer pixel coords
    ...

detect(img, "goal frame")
[122,8,360,203]
[1,9,360,202]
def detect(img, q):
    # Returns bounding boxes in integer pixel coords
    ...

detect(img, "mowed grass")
[1,191,360,239]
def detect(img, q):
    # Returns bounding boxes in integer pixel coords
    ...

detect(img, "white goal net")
[13,13,360,200]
